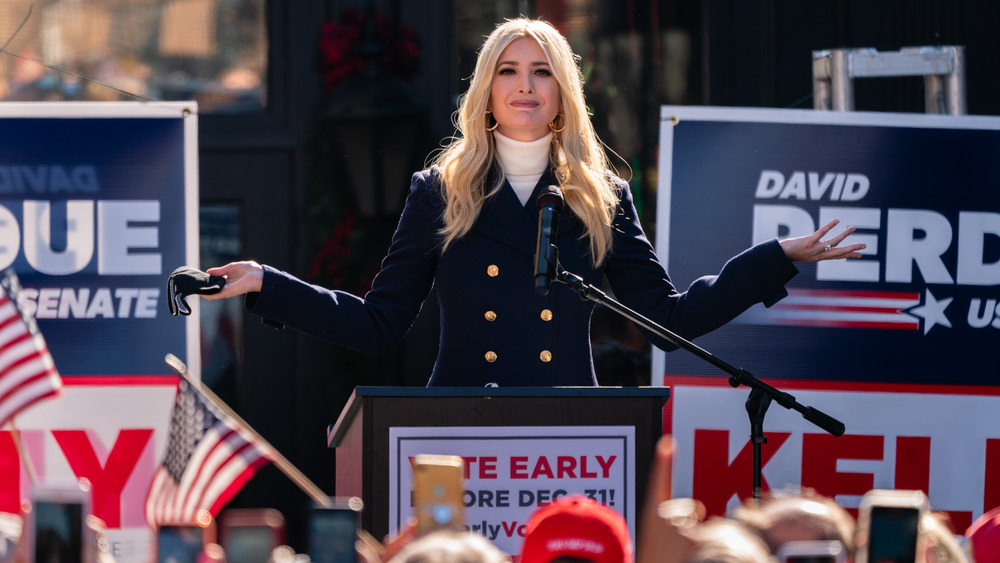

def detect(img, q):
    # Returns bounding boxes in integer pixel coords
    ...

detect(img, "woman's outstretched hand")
[779,219,866,262]
[202,261,265,299]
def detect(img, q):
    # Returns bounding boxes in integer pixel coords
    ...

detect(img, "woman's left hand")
[779,219,866,262]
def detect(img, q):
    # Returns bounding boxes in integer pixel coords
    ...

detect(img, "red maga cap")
[519,495,632,563]
[968,505,1000,563]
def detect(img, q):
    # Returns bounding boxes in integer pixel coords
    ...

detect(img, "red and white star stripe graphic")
[737,289,922,330]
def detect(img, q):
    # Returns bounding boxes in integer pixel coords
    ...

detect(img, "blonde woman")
[202,18,864,387]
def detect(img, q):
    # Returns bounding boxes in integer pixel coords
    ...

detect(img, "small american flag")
[145,378,272,524]
[0,269,62,426]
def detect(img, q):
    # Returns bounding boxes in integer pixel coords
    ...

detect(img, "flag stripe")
[173,425,232,514]
[753,309,918,324]
[187,439,260,517]
[0,271,62,428]
[145,380,271,525]
[145,468,171,524]
[0,329,34,371]
[179,428,246,518]
[755,318,920,330]
[0,313,23,335]
[208,456,271,515]
[776,303,911,314]
[786,288,922,300]
[0,374,62,425]
[0,368,61,406]
[0,362,57,403]
[736,288,922,330]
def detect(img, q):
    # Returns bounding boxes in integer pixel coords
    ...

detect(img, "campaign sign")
[5,378,178,559]
[0,102,198,563]
[653,106,1000,522]
[0,102,200,375]
[387,426,635,555]
[653,106,1000,385]
[670,385,1000,530]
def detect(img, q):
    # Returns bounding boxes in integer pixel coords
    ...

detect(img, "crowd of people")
[0,442,996,562]
[187,436,998,561]
[351,436,993,563]
[291,436,987,563]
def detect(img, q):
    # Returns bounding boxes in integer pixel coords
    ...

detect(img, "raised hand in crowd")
[356,519,418,563]
[636,436,705,563]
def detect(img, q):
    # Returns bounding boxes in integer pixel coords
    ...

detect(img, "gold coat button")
[484,311,497,321]
[487,265,499,277]
[485,351,498,362]
[540,309,553,321]
[540,350,552,362]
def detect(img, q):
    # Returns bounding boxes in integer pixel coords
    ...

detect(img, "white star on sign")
[907,289,953,335]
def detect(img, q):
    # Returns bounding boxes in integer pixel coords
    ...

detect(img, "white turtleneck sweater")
[493,131,552,206]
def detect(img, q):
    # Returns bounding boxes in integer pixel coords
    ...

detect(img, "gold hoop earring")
[549,113,566,133]
[485,110,499,132]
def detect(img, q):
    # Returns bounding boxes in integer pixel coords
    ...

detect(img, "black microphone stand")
[550,256,845,503]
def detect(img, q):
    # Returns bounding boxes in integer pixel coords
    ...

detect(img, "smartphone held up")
[308,497,363,563]
[156,510,217,563]
[27,480,93,563]
[855,489,929,563]
[413,454,466,536]
[219,508,285,563]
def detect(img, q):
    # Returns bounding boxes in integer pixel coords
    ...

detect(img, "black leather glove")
[167,266,227,316]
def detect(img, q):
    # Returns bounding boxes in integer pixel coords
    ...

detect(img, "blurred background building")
[2,0,998,549]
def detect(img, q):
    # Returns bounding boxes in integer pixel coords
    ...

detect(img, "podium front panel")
[328,386,669,544]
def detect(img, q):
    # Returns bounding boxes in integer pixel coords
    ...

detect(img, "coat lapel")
[474,167,584,255]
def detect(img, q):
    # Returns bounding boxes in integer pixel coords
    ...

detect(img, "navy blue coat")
[246,167,798,387]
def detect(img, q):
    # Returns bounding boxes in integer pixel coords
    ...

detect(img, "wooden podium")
[327,386,670,541]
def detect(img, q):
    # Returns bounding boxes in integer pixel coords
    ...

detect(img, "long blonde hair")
[431,18,619,266]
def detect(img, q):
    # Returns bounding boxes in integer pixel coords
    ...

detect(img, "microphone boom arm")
[554,268,844,437]
[555,265,843,502]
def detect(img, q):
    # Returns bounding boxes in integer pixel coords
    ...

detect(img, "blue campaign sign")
[654,107,1000,388]
[0,103,199,376]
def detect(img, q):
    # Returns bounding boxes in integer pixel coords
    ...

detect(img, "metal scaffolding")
[812,46,966,115]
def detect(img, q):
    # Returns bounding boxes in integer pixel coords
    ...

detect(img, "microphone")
[534,186,564,295]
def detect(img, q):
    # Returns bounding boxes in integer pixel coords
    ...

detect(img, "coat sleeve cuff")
[756,239,798,307]
[762,287,789,308]
[244,265,286,329]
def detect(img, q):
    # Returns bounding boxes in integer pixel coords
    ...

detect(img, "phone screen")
[158,525,205,563]
[309,508,358,563]
[413,457,464,534]
[867,505,920,562]
[225,526,278,563]
[33,500,84,563]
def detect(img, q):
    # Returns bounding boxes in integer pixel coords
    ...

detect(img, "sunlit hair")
[388,530,511,563]
[920,512,967,563]
[729,488,856,557]
[430,18,619,266]
[687,517,777,563]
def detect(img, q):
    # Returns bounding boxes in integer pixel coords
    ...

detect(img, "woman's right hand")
[203,261,264,299]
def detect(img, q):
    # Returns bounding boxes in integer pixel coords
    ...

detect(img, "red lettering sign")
[801,433,881,502]
[52,429,154,528]
[693,429,791,516]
